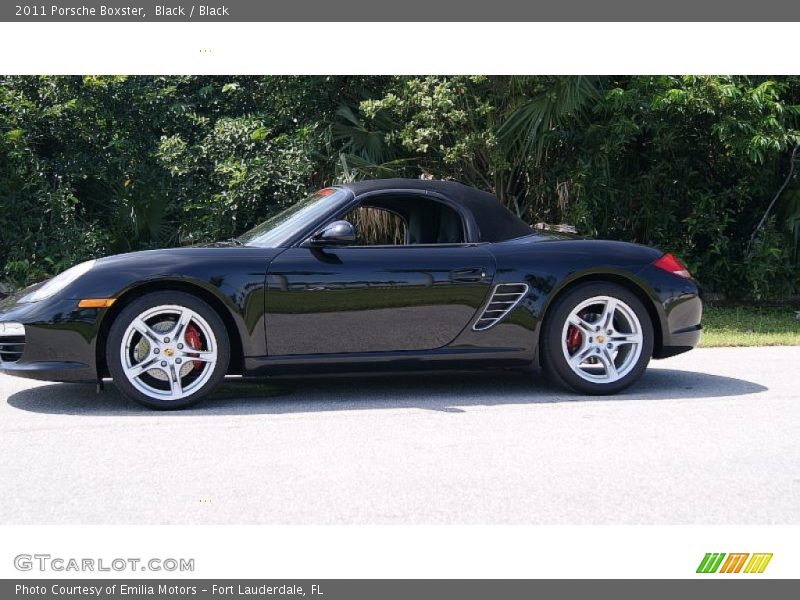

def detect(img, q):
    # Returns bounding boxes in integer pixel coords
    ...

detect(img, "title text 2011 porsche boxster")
[0,179,702,409]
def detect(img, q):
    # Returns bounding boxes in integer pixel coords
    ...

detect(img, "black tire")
[106,291,230,409]
[540,282,654,395]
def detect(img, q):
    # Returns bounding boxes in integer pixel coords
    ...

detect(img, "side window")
[345,206,408,246]
[406,200,464,245]
[340,196,466,246]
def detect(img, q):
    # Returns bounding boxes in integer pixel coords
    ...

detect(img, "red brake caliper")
[184,323,203,370]
[566,311,586,354]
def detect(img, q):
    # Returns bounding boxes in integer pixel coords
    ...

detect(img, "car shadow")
[5,367,768,417]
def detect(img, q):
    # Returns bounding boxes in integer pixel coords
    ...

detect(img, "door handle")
[450,267,486,283]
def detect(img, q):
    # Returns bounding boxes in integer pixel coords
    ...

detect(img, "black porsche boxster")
[0,179,702,409]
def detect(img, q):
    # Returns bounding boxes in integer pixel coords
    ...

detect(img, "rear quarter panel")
[448,236,674,359]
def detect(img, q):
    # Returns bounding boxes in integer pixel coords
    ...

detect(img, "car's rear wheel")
[106,291,230,409]
[541,282,654,394]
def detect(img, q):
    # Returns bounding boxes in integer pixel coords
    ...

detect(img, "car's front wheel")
[541,282,654,395]
[106,291,230,409]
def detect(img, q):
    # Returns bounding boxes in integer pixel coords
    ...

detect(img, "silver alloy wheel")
[119,304,218,401]
[560,295,644,383]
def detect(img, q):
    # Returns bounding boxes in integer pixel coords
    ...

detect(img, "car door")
[264,244,496,356]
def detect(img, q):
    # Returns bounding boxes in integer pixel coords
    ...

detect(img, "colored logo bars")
[696,553,773,574]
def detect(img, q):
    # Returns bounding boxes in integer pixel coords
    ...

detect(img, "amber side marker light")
[77,299,116,308]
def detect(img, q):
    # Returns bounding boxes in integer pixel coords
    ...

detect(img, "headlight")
[22,260,97,303]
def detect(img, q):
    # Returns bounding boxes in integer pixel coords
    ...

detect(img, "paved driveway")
[0,347,797,524]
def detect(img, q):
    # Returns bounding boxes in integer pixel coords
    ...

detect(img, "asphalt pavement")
[0,346,798,524]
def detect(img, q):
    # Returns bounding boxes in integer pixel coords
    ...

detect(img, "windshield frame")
[238,187,354,248]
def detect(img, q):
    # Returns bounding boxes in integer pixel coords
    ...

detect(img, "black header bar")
[3,579,799,600]
[3,0,800,22]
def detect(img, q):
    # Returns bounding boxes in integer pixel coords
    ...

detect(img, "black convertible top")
[339,179,532,243]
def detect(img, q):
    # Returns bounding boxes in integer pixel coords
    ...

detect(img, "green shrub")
[1,75,798,300]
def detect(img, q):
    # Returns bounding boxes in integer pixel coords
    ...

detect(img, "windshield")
[238,187,350,247]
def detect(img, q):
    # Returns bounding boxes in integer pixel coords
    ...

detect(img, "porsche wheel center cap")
[596,335,606,344]
[163,347,175,357]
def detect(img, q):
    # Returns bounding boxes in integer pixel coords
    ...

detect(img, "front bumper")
[0,298,101,383]
[0,359,95,382]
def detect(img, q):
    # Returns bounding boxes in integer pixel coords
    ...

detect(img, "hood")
[94,244,281,269]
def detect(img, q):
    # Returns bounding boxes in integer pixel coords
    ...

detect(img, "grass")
[700,305,800,347]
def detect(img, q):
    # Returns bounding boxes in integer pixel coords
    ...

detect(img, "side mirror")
[309,220,356,247]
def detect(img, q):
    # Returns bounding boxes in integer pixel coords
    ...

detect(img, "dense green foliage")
[2,75,799,300]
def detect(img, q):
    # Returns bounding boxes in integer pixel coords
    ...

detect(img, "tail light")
[653,253,692,279]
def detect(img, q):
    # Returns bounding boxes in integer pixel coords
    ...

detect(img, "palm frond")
[497,76,599,160]
[335,153,415,182]
[331,104,397,165]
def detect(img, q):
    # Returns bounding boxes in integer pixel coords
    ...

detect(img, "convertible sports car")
[0,179,702,409]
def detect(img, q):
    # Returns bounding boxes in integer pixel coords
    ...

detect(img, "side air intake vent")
[472,283,528,331]
[0,335,25,363]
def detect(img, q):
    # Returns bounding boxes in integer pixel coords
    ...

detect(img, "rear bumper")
[652,279,703,359]
[655,324,702,358]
